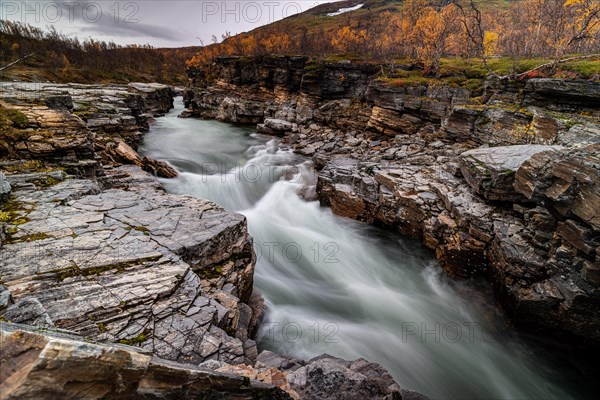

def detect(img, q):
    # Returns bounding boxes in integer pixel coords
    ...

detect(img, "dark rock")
[459,145,563,201]
[265,118,293,133]
[0,285,13,311]
[44,95,73,110]
[2,298,55,328]
[287,355,414,400]
[524,79,600,107]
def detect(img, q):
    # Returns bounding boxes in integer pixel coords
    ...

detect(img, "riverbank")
[183,55,600,344]
[138,98,599,399]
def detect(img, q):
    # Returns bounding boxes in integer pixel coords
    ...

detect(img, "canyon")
[1,55,598,399]
[183,55,600,343]
[0,81,426,399]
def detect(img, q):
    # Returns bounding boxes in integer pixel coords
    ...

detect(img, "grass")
[375,56,599,91]
[0,107,28,129]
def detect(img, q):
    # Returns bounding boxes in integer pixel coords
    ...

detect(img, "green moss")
[198,264,224,279]
[96,322,108,332]
[240,376,252,389]
[33,176,59,188]
[5,232,51,243]
[0,211,11,222]
[132,226,150,236]
[118,330,150,345]
[0,107,29,129]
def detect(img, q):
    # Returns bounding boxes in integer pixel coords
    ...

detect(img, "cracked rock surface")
[0,166,256,365]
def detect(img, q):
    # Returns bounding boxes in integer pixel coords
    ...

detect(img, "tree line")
[0,20,197,84]
[187,0,600,77]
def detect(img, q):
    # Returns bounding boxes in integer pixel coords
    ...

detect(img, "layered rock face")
[0,82,175,178]
[185,56,600,342]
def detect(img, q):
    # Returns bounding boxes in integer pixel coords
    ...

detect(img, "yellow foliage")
[484,31,499,56]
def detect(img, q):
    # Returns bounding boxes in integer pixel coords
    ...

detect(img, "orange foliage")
[186,0,600,74]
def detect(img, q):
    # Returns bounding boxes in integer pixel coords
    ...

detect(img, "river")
[139,98,595,399]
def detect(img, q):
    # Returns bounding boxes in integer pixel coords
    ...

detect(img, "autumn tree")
[413,4,460,75]
[330,26,368,53]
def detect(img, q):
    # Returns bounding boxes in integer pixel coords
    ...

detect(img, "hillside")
[187,0,600,79]
[0,21,199,85]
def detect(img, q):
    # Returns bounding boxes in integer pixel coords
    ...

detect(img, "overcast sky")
[1,0,342,47]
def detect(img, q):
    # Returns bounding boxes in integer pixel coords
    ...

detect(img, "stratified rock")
[128,82,174,115]
[514,145,600,230]
[460,145,562,201]
[0,102,98,177]
[142,156,179,178]
[524,78,600,107]
[557,123,600,147]
[0,322,290,400]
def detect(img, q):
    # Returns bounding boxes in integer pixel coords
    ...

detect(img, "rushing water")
[139,98,595,400]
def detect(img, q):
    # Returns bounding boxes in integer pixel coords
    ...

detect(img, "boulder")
[264,118,294,133]
[287,355,428,400]
[524,78,600,107]
[460,145,562,201]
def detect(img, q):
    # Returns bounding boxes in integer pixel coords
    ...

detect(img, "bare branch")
[0,53,35,72]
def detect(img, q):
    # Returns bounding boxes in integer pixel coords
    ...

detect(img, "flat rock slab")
[459,144,562,201]
[0,166,255,365]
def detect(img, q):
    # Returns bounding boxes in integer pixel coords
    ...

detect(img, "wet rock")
[287,355,417,400]
[265,118,294,133]
[459,145,563,201]
[142,156,179,178]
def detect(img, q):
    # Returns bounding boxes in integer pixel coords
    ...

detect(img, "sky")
[1,0,342,47]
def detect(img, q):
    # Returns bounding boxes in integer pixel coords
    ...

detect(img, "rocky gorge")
[0,82,427,399]
[183,55,600,344]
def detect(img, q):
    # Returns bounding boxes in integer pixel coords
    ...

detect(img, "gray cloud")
[2,0,339,47]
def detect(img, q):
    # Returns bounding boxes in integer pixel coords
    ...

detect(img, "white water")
[139,99,591,399]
